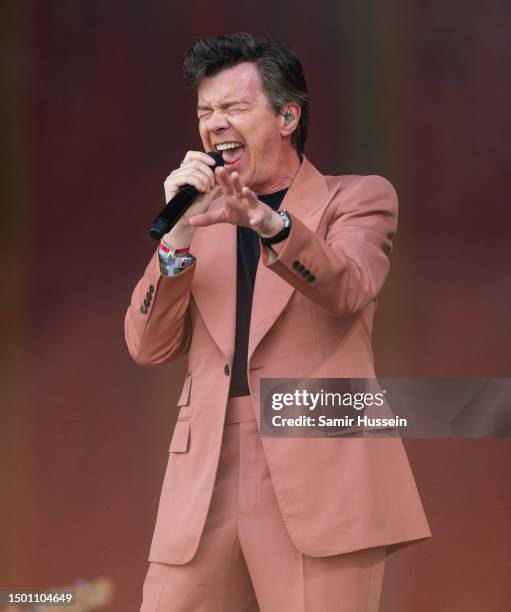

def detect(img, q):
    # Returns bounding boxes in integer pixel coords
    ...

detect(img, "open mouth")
[216,141,245,166]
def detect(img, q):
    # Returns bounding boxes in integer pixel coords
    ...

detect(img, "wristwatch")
[260,210,292,246]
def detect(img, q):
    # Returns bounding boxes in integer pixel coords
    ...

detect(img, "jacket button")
[224,364,230,376]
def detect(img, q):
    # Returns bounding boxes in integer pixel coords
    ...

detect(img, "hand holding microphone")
[149,151,224,240]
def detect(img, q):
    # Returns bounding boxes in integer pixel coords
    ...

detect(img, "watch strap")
[260,210,292,246]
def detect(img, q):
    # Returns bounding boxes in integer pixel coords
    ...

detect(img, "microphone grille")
[207,151,225,167]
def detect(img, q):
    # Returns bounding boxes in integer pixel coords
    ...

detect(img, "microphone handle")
[148,185,198,241]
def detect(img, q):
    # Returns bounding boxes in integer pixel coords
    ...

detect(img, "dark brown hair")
[183,32,309,155]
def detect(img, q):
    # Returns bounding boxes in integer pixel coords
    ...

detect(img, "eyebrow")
[197,100,250,112]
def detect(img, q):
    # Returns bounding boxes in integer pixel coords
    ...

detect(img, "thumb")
[180,185,222,225]
[188,207,224,227]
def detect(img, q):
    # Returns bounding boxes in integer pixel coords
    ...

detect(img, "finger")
[188,208,224,227]
[185,160,215,188]
[215,167,234,196]
[194,184,222,212]
[180,185,222,223]
[181,150,216,167]
[168,164,211,184]
[241,186,260,208]
[170,170,211,193]
[230,172,245,200]
[174,159,215,189]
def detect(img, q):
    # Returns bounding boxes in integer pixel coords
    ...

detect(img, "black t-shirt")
[229,188,288,398]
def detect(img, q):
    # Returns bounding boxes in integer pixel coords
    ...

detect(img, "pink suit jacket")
[125,156,431,564]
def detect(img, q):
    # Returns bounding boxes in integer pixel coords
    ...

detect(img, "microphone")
[148,151,224,240]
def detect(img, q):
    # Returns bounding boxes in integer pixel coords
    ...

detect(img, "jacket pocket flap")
[169,420,190,453]
[177,375,192,407]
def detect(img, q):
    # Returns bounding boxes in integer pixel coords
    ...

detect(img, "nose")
[205,110,230,134]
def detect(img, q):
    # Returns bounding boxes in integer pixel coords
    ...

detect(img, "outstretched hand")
[188,167,283,238]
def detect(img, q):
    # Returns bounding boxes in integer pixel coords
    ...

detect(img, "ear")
[280,102,301,139]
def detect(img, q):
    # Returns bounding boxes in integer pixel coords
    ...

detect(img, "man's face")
[197,62,292,194]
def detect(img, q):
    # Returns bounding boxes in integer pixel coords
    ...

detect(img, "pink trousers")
[140,396,386,611]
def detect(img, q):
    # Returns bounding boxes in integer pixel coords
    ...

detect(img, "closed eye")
[197,101,251,120]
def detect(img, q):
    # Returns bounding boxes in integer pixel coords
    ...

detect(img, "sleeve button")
[224,364,230,376]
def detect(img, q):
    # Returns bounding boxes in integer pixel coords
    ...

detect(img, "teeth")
[216,142,243,151]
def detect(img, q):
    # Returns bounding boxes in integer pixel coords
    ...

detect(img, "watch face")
[281,211,291,228]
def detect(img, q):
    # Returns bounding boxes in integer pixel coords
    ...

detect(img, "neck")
[253,150,301,195]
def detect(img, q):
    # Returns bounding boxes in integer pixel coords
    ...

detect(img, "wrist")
[259,210,292,245]
[164,224,194,250]
[258,210,285,239]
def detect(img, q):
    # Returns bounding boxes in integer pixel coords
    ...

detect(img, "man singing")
[125,32,431,612]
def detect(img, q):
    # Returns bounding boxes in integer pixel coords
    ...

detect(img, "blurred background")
[1,0,510,610]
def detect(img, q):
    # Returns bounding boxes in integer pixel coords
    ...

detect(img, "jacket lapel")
[190,196,237,363]
[248,157,330,361]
